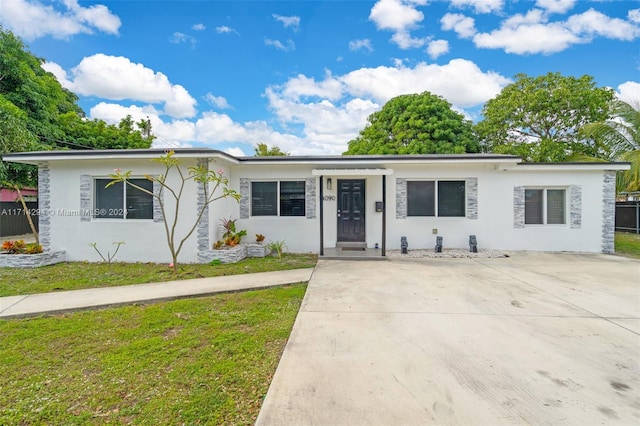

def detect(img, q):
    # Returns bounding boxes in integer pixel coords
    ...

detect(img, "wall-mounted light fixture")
[326,178,332,190]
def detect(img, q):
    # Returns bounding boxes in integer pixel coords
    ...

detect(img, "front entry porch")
[319,246,387,260]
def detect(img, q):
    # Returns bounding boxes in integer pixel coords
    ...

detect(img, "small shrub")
[209,259,222,266]
[24,243,43,254]
[256,234,266,243]
[1,240,41,254]
[266,240,286,259]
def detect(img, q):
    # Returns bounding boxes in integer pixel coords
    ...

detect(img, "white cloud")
[566,8,640,41]
[630,9,640,24]
[426,39,449,59]
[192,23,205,31]
[272,14,300,31]
[216,25,238,34]
[338,59,511,108]
[471,9,578,54]
[441,13,477,39]
[535,0,576,15]
[473,22,580,55]
[617,81,640,106]
[369,0,424,32]
[204,93,232,109]
[349,39,374,52]
[86,57,513,155]
[265,38,295,52]
[0,0,121,40]
[469,7,640,55]
[369,0,428,49]
[61,54,197,118]
[281,74,343,101]
[391,31,429,49]
[225,147,247,157]
[450,0,504,14]
[41,61,73,88]
[170,32,196,47]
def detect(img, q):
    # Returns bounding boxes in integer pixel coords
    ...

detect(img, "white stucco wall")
[227,164,320,253]
[39,156,614,260]
[386,164,606,253]
[47,158,212,263]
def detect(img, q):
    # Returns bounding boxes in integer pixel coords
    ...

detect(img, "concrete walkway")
[257,253,640,425]
[0,268,314,318]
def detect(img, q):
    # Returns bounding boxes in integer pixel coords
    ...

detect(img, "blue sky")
[2,0,639,155]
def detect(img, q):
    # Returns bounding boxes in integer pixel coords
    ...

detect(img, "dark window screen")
[438,181,465,217]
[525,189,543,224]
[127,179,153,219]
[251,182,277,216]
[407,181,435,216]
[95,179,124,218]
[280,181,305,216]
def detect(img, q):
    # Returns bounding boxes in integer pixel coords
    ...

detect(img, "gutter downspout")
[382,175,386,257]
[319,175,324,256]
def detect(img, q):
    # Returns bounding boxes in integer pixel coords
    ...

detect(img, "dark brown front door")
[337,179,365,242]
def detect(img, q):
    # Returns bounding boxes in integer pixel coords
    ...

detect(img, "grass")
[0,283,306,425]
[0,253,317,297]
[615,232,640,259]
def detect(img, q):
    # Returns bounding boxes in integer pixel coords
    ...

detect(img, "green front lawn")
[615,232,640,259]
[0,253,317,297]
[0,283,306,425]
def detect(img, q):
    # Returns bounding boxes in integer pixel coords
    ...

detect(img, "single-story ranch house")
[2,148,628,263]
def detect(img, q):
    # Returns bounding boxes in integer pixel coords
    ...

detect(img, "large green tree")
[476,72,615,162]
[0,27,153,187]
[254,142,289,156]
[344,91,478,155]
[0,27,83,144]
[58,112,153,150]
[582,99,640,192]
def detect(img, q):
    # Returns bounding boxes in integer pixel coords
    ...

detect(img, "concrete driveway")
[257,253,640,425]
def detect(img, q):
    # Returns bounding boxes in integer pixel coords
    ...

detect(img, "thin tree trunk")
[14,186,39,245]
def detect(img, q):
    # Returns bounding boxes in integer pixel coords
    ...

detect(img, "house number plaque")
[322,195,336,201]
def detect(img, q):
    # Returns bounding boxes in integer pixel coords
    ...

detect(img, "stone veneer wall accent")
[38,163,51,251]
[81,175,163,222]
[79,174,92,223]
[305,177,316,219]
[396,178,407,219]
[0,251,66,268]
[570,185,582,229]
[198,245,247,264]
[239,178,250,219]
[195,158,210,253]
[513,186,525,228]
[396,177,477,219]
[466,177,478,219]
[247,243,270,258]
[602,171,616,254]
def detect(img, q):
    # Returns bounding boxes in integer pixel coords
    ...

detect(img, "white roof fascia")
[311,168,394,176]
[2,151,239,166]
[503,163,631,172]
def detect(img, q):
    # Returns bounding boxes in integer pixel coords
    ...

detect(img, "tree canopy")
[344,91,478,155]
[254,143,289,156]
[476,72,615,162]
[582,99,640,192]
[0,27,153,186]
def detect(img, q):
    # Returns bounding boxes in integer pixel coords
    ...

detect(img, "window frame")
[250,180,306,217]
[93,177,154,220]
[406,179,466,218]
[524,187,567,226]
